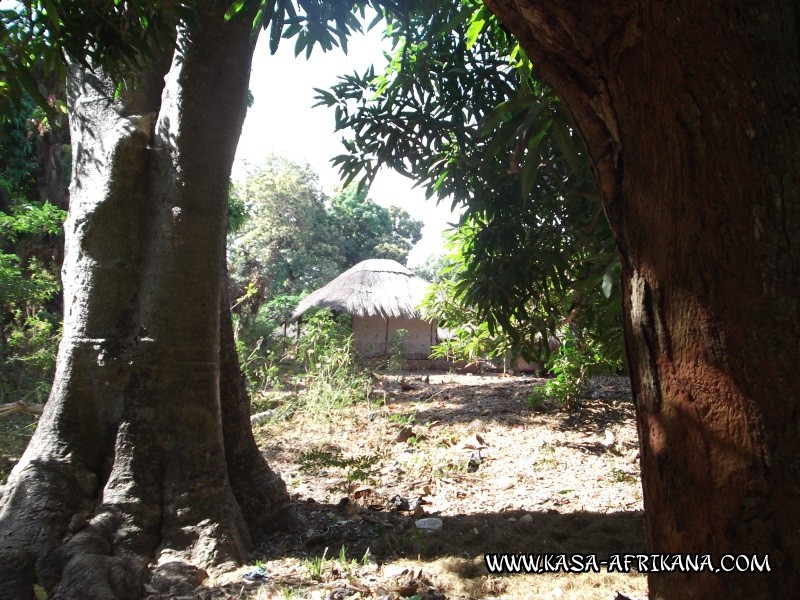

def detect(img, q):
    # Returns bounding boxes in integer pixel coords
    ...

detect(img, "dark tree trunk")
[0,4,297,598]
[484,1,800,598]
[34,78,69,289]
[34,83,69,211]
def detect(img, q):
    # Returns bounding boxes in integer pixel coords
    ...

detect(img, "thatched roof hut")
[292,259,435,358]
[292,259,430,320]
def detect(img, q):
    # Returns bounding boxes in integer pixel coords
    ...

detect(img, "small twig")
[0,401,44,417]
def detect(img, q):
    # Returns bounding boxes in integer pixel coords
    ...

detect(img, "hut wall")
[352,315,434,359]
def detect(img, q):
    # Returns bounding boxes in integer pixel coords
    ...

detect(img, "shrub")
[296,309,370,416]
[528,328,622,409]
[387,327,409,372]
[1,201,66,406]
[231,294,302,394]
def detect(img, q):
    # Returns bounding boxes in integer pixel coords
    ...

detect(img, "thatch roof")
[292,259,431,321]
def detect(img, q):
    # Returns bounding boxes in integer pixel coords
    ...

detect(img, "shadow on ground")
[200,499,647,599]
[257,500,646,564]
[217,373,646,599]
[378,373,634,432]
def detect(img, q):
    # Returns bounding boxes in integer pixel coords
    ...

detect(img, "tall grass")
[296,310,371,417]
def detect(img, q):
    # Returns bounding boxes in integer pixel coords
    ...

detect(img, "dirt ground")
[197,372,649,600]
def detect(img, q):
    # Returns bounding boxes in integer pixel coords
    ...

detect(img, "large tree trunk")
[484,1,800,598]
[0,4,297,598]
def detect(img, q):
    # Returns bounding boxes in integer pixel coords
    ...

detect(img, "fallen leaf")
[459,433,487,450]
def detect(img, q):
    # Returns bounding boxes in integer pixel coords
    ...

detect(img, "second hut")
[292,259,435,358]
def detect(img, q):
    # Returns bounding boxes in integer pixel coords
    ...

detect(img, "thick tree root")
[0,458,287,598]
[0,387,298,599]
[0,303,300,599]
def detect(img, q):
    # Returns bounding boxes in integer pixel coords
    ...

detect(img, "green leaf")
[520,152,539,200]
[484,113,525,159]
[477,95,539,137]
[465,17,485,50]
[311,88,335,107]
[551,118,582,174]
[269,4,284,53]
[224,0,247,21]
[15,66,48,109]
[293,28,306,56]
[433,168,449,191]
[601,257,620,298]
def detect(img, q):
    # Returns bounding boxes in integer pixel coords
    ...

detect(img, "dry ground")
[197,373,648,600]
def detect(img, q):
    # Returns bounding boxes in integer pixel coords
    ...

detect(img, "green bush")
[231,294,302,393]
[296,309,351,370]
[1,201,66,405]
[2,309,60,403]
[528,329,622,409]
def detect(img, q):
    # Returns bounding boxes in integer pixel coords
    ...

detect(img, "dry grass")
[2,372,648,599]
[201,372,648,600]
[292,259,431,320]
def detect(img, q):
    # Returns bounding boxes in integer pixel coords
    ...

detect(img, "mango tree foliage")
[316,1,623,362]
[420,257,517,366]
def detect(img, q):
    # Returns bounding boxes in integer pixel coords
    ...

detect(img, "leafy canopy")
[0,1,194,110]
[318,1,623,364]
[229,157,341,304]
[0,0,397,113]
[327,185,422,267]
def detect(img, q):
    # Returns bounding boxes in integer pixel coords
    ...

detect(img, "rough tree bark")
[0,3,297,598]
[35,124,67,209]
[484,1,799,598]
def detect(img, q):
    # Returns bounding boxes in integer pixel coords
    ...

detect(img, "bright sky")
[233,26,459,267]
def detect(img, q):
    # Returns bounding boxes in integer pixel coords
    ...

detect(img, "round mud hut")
[292,259,436,359]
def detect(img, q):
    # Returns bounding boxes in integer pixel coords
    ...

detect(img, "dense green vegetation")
[0,91,67,406]
[0,94,39,207]
[229,157,421,305]
[294,309,372,414]
[0,201,65,402]
[227,157,422,390]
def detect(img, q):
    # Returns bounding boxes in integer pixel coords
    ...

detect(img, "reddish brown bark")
[484,1,800,598]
